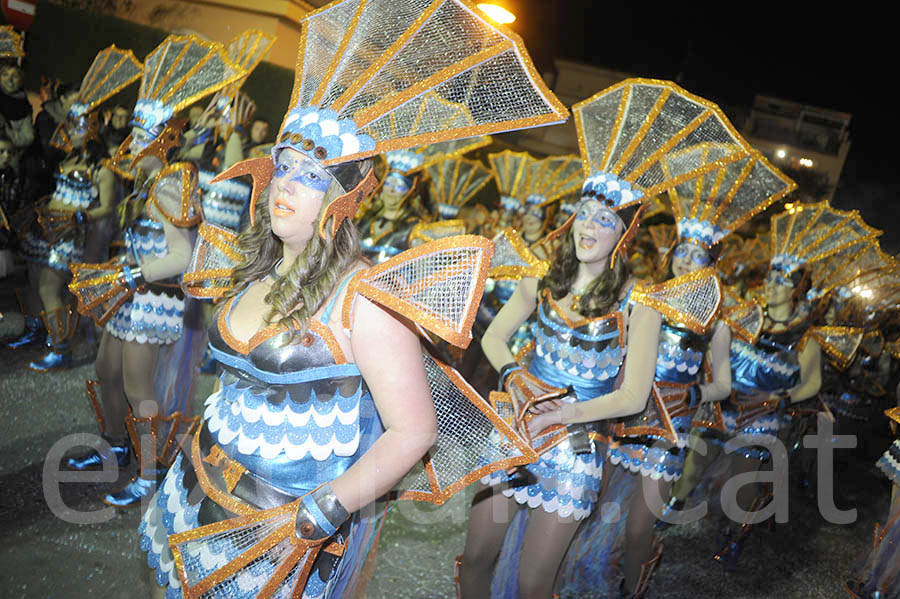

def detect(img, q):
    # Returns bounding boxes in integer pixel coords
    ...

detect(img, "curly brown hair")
[538,227,632,318]
[226,167,367,340]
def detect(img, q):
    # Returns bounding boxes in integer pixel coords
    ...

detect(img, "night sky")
[504,1,899,250]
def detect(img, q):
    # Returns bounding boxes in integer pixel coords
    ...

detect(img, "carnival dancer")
[22,46,142,372]
[459,79,751,599]
[479,151,582,355]
[712,202,878,569]
[586,143,792,597]
[357,134,489,263]
[136,1,570,596]
[188,30,274,233]
[66,36,247,508]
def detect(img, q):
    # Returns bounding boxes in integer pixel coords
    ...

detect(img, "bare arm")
[700,321,732,403]
[787,337,822,402]
[139,192,193,282]
[329,295,438,513]
[223,131,244,170]
[481,277,539,371]
[86,167,117,220]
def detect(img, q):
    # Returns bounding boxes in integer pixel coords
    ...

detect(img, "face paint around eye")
[691,251,711,266]
[674,244,689,258]
[291,169,331,193]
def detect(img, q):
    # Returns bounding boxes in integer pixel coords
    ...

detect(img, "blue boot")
[654,497,685,531]
[103,471,163,508]
[7,315,45,349]
[28,307,78,372]
[66,437,130,471]
[28,344,73,372]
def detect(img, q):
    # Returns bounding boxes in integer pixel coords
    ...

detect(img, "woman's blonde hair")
[226,165,368,340]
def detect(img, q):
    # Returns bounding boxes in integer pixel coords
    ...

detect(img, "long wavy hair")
[538,226,631,318]
[226,168,366,340]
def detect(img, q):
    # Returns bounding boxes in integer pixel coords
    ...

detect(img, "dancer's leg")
[95,332,128,438]
[517,507,582,599]
[458,488,518,598]
[623,472,670,593]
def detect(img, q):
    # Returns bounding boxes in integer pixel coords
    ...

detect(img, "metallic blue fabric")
[730,335,801,395]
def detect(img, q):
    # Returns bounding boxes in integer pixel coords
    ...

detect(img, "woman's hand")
[526,409,562,439]
[528,397,563,414]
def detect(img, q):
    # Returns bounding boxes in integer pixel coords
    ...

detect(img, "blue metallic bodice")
[730,327,804,394]
[528,291,627,401]
[204,280,381,498]
[655,321,706,384]
[127,217,168,263]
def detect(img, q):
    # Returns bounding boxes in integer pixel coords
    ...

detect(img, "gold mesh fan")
[285,0,568,165]
[182,223,242,300]
[803,326,864,371]
[631,267,723,335]
[488,227,549,280]
[343,235,493,348]
[393,354,538,503]
[662,142,795,248]
[721,299,764,344]
[648,224,676,255]
[769,202,882,274]
[488,150,583,207]
[68,259,137,326]
[426,156,493,218]
[573,79,761,195]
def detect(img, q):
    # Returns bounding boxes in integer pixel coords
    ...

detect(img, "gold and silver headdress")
[487,150,583,212]
[769,201,881,276]
[200,30,275,139]
[50,45,143,152]
[0,26,24,60]
[808,239,890,302]
[663,142,795,249]
[216,0,568,236]
[573,78,763,266]
[426,156,493,219]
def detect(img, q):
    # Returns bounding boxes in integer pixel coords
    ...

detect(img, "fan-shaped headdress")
[426,156,492,219]
[214,0,568,238]
[200,30,275,140]
[487,150,582,216]
[663,142,795,249]
[808,239,890,302]
[107,35,246,177]
[573,79,764,267]
[769,202,881,276]
[0,26,24,60]
[50,45,143,153]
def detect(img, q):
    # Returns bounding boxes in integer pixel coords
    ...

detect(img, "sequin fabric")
[722,327,805,460]
[50,171,99,209]
[877,439,900,486]
[483,292,627,520]
[141,281,381,598]
[105,218,184,344]
[198,169,251,231]
[608,321,706,480]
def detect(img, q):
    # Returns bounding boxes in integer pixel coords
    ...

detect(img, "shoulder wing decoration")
[342,235,493,348]
[488,227,549,280]
[181,223,242,300]
[721,299,764,344]
[630,267,723,335]
[393,354,538,504]
[800,326,863,371]
[149,162,203,227]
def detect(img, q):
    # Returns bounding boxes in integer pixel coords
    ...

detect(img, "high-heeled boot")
[28,306,78,372]
[713,490,772,572]
[6,289,45,349]
[654,496,686,531]
[103,411,200,508]
[66,381,131,471]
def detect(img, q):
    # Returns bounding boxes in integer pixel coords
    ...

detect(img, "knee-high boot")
[66,380,131,471]
[28,306,78,371]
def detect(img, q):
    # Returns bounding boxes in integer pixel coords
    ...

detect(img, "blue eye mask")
[383,172,412,194]
[674,244,711,266]
[273,161,332,192]
[575,202,619,230]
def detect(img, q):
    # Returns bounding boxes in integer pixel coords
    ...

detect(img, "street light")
[477,3,516,24]
[775,148,786,159]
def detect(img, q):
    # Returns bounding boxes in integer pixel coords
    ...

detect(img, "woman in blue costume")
[65,36,246,508]
[356,153,423,264]
[457,171,662,599]
[714,262,823,566]
[136,1,573,596]
[22,46,141,371]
